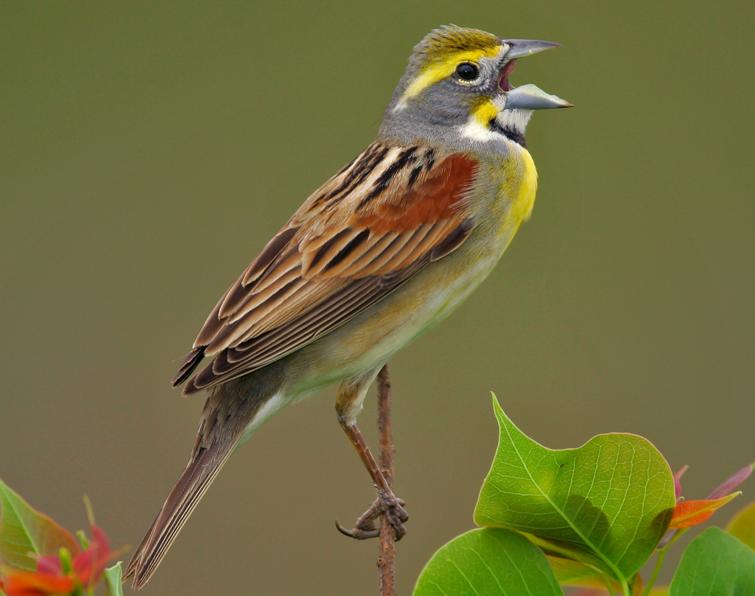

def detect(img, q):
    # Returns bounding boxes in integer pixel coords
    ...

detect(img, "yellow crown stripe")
[398,46,502,107]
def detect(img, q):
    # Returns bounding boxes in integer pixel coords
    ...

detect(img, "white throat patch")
[495,108,533,137]
[459,97,534,143]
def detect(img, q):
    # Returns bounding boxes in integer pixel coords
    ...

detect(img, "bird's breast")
[486,144,539,242]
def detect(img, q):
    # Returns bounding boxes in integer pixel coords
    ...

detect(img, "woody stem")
[376,365,396,596]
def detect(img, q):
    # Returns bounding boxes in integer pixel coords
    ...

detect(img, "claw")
[335,520,381,540]
[336,490,408,541]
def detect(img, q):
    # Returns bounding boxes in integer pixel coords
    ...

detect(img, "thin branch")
[376,365,396,596]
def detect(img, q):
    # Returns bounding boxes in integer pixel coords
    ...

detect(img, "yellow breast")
[498,145,539,234]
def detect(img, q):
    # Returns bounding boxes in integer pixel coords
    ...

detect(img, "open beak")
[505,84,572,110]
[500,38,572,110]
[503,38,560,59]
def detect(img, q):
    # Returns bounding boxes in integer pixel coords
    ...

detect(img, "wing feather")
[178,143,479,393]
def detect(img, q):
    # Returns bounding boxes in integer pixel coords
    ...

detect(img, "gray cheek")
[379,76,508,151]
[415,83,475,127]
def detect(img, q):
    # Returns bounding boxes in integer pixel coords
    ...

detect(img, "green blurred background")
[1,1,752,594]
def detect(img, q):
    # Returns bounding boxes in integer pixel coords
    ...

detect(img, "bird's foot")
[336,489,408,541]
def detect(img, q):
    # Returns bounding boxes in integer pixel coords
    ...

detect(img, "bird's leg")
[335,369,408,541]
[335,421,409,540]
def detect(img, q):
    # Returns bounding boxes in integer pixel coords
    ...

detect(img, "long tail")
[125,374,282,589]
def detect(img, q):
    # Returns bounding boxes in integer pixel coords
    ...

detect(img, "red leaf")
[33,557,60,576]
[2,569,74,596]
[669,492,740,529]
[707,464,752,499]
[673,465,689,501]
[72,525,113,586]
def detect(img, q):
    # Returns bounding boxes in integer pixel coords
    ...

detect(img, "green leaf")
[474,396,675,590]
[547,555,619,591]
[413,528,562,596]
[726,501,755,549]
[104,561,124,596]
[0,478,79,570]
[670,527,755,595]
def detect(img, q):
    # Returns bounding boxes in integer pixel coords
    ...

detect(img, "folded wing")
[176,142,479,394]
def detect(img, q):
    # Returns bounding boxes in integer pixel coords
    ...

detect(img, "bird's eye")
[455,62,480,82]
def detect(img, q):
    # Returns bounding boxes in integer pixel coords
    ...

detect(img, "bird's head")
[380,25,571,148]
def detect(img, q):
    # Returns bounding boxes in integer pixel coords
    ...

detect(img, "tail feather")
[126,371,282,590]
[125,443,236,588]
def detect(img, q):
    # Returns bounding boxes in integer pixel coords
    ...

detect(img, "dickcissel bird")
[126,24,570,588]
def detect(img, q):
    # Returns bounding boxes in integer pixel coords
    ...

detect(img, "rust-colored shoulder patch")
[355,153,478,233]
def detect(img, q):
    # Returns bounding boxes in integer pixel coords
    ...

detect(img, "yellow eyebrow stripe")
[398,46,503,108]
